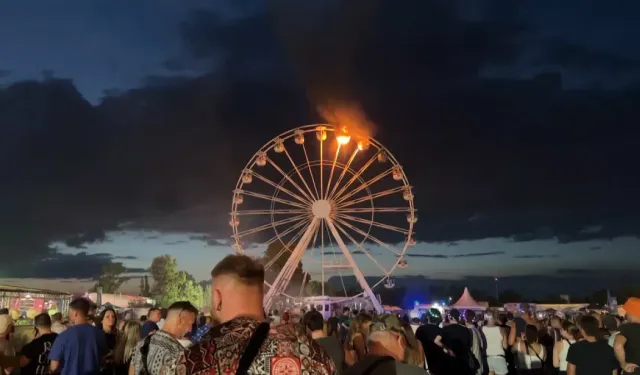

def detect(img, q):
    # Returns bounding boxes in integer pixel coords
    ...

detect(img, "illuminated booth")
[0,284,72,325]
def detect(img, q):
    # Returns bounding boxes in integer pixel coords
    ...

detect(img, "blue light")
[414,300,420,306]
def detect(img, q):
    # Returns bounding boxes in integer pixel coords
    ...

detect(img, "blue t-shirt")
[49,323,107,375]
[140,321,159,338]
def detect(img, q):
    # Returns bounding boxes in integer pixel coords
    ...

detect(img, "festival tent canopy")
[452,287,485,310]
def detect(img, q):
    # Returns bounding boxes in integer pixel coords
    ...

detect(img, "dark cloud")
[589,246,602,251]
[556,268,594,275]
[2,252,139,279]
[513,254,559,259]
[0,0,639,279]
[406,251,505,259]
[540,38,640,73]
[406,254,449,259]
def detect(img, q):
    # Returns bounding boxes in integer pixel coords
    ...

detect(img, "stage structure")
[230,124,416,312]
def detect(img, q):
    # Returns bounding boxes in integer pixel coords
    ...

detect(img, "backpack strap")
[236,323,270,375]
[139,335,153,375]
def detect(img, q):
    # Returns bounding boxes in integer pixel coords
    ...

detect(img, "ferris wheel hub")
[311,199,332,219]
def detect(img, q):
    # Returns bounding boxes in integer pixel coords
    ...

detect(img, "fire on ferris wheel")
[229,124,417,313]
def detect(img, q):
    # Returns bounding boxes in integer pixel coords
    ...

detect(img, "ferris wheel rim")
[229,124,416,302]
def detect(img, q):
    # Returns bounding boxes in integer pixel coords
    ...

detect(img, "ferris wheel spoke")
[332,219,389,275]
[250,170,312,205]
[325,218,383,312]
[331,150,381,203]
[266,156,315,203]
[262,216,310,249]
[301,143,320,199]
[324,144,342,199]
[337,207,412,214]
[338,186,407,208]
[334,167,394,205]
[264,218,311,271]
[336,213,410,235]
[236,214,308,238]
[282,148,318,201]
[327,149,359,201]
[333,217,402,257]
[320,137,324,199]
[298,222,321,297]
[234,209,307,216]
[322,220,348,298]
[238,190,308,209]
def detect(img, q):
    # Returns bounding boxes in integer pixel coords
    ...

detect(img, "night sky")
[1,0,639,297]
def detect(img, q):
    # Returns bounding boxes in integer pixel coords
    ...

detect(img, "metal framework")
[230,124,416,312]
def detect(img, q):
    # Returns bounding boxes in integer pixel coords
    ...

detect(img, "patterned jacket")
[175,317,336,375]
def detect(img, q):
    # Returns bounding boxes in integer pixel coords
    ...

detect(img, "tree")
[157,271,204,309]
[499,289,522,303]
[150,255,178,297]
[305,280,323,296]
[93,263,127,293]
[149,255,204,309]
[262,240,305,287]
[143,275,151,296]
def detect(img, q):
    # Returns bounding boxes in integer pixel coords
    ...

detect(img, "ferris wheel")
[229,124,417,312]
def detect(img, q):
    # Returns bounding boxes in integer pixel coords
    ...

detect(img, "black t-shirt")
[344,355,397,375]
[316,336,345,375]
[442,323,472,374]
[416,324,448,375]
[21,332,58,375]
[566,339,618,375]
[619,322,640,368]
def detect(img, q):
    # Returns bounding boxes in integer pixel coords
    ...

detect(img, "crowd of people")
[0,254,638,375]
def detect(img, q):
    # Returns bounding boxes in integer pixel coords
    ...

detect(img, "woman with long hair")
[113,321,140,375]
[553,320,580,375]
[98,308,118,375]
[483,310,509,375]
[344,313,372,366]
[513,324,546,375]
[402,321,426,369]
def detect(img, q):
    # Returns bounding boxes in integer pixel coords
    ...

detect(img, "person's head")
[51,312,63,323]
[210,255,264,324]
[0,308,8,315]
[550,315,562,329]
[147,307,162,323]
[578,315,602,339]
[561,320,581,341]
[303,310,325,335]
[602,314,619,333]
[449,309,461,323]
[588,311,603,327]
[140,315,147,322]
[205,316,213,325]
[350,312,373,336]
[88,303,97,317]
[68,298,92,324]
[34,313,52,331]
[497,313,507,325]
[524,324,539,343]
[100,308,117,330]
[485,309,497,326]
[426,308,442,325]
[410,317,420,325]
[367,330,406,361]
[163,301,198,338]
[621,297,640,323]
[343,306,350,316]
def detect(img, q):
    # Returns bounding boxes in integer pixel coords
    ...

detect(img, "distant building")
[86,293,154,308]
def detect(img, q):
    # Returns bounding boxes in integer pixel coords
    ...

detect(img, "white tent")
[452,287,485,310]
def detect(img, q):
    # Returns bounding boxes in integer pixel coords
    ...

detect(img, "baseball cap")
[369,314,405,336]
[0,314,13,335]
[622,297,640,318]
